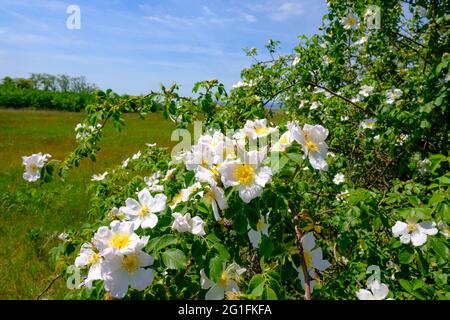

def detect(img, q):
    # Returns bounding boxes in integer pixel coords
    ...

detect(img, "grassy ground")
[0,109,178,299]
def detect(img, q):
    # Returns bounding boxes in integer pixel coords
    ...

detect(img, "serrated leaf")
[161,249,187,270]
[263,287,278,300]
[147,234,178,252]
[398,246,414,264]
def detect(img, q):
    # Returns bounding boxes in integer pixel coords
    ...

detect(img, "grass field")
[0,109,179,299]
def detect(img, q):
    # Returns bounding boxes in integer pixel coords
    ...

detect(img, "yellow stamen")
[279,134,290,145]
[235,164,255,185]
[255,126,269,135]
[305,139,320,153]
[407,223,417,233]
[88,252,101,265]
[138,206,149,218]
[109,233,130,249]
[122,254,139,273]
[218,272,229,286]
[256,217,266,231]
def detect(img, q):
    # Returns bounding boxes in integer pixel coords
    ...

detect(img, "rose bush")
[26,0,449,300]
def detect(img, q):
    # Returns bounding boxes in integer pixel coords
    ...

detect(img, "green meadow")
[0,109,179,299]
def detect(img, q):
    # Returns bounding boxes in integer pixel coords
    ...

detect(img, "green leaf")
[431,238,449,259]
[233,213,248,235]
[259,236,274,258]
[161,249,187,270]
[248,274,265,298]
[416,253,429,275]
[148,235,178,252]
[399,279,411,292]
[209,256,225,282]
[262,287,278,300]
[398,246,414,264]
[438,203,450,221]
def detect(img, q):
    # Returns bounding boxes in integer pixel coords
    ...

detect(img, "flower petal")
[301,232,316,251]
[205,284,225,300]
[418,221,438,235]
[410,230,427,246]
[130,268,154,291]
[356,289,375,300]
[392,221,408,237]
[141,213,158,229]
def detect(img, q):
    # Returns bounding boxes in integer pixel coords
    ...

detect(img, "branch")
[288,202,311,300]
[304,81,374,116]
[36,273,62,300]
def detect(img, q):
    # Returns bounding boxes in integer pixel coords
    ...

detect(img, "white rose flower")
[360,118,377,129]
[248,213,269,249]
[333,173,345,185]
[392,219,438,246]
[22,152,51,182]
[289,122,329,171]
[201,263,246,300]
[91,171,108,181]
[357,280,391,300]
[219,151,272,204]
[120,188,167,230]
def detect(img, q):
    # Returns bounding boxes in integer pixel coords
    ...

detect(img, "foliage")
[27,0,450,300]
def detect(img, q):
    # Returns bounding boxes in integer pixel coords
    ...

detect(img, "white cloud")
[241,13,257,23]
[145,14,235,27]
[271,2,304,21]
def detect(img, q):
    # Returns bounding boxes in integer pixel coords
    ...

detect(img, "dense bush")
[23,0,449,300]
[0,88,94,112]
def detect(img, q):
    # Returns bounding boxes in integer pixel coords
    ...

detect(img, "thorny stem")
[288,202,312,300]
[36,273,62,300]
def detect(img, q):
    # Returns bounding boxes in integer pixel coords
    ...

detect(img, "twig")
[36,273,62,300]
[304,81,374,116]
[288,202,311,300]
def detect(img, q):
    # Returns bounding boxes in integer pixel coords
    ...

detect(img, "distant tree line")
[0,74,97,111]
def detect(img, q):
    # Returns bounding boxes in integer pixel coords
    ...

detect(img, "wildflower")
[289,122,329,171]
[163,168,176,181]
[75,243,103,288]
[200,263,246,300]
[293,232,331,292]
[22,152,51,182]
[359,85,374,97]
[333,173,345,185]
[360,118,377,129]
[101,246,154,298]
[120,188,167,230]
[170,182,202,209]
[132,151,141,160]
[386,88,402,104]
[354,36,368,46]
[392,219,438,246]
[417,158,431,174]
[270,130,293,152]
[203,185,228,221]
[93,221,144,255]
[219,151,272,203]
[342,12,359,30]
[310,101,321,110]
[242,119,277,140]
[171,212,206,236]
[122,158,130,168]
[437,221,450,239]
[248,213,269,249]
[357,280,391,300]
[91,172,108,181]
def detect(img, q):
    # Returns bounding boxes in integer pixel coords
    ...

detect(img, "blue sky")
[0,0,327,95]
